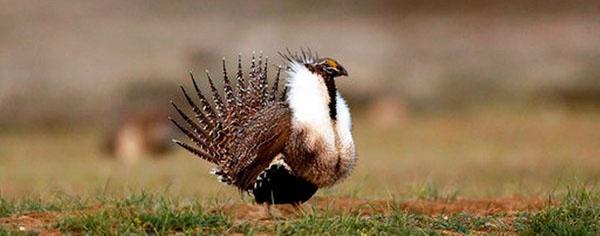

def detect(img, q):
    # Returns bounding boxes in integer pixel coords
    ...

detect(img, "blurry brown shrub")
[365,96,409,128]
[103,79,178,164]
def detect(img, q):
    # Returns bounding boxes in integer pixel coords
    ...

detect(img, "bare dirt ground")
[1,212,61,236]
[0,196,555,235]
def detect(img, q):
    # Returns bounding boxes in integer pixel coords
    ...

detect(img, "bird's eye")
[324,67,338,74]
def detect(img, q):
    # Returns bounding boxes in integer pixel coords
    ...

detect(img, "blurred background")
[1,0,599,199]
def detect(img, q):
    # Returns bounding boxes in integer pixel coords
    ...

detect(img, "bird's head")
[279,49,348,79]
[309,58,348,78]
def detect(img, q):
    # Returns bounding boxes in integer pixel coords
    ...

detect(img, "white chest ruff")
[286,62,355,159]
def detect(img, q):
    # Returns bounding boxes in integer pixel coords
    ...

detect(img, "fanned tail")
[170,52,288,185]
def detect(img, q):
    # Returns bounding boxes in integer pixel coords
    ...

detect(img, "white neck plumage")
[285,61,354,155]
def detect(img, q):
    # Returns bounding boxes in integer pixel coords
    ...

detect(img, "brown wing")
[170,52,289,190]
[231,103,291,190]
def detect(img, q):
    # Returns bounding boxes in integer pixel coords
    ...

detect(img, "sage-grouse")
[170,50,355,204]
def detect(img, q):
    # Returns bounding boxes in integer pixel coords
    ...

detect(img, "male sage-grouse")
[169,50,355,204]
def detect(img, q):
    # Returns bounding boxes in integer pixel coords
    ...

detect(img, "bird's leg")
[265,203,273,219]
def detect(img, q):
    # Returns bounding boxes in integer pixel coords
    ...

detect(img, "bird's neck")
[323,77,337,121]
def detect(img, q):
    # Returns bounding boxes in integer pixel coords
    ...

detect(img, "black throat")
[323,76,337,121]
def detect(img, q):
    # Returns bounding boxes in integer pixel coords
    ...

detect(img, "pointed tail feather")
[172,139,214,163]
[168,116,213,158]
[206,70,227,120]
[235,54,248,104]
[221,58,236,110]
[259,57,270,105]
[190,72,219,127]
[179,86,213,131]
[169,101,210,139]
[270,66,282,101]
[247,52,261,112]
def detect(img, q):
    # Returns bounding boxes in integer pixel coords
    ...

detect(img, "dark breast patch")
[251,161,318,204]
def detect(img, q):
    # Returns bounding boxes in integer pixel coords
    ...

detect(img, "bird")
[169,49,355,205]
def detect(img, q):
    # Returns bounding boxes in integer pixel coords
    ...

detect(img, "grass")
[0,196,75,218]
[515,188,600,235]
[0,188,598,234]
[55,194,231,235]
